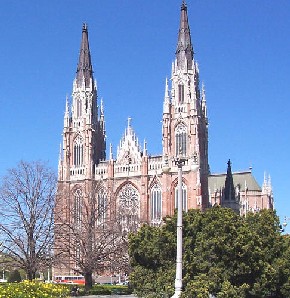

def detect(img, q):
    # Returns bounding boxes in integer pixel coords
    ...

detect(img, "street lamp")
[282,217,290,233]
[171,154,187,298]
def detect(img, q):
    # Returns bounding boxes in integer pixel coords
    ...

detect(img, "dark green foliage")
[129,207,290,297]
[8,269,22,283]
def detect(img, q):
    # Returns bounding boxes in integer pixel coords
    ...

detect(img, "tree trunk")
[84,272,93,291]
[27,270,36,281]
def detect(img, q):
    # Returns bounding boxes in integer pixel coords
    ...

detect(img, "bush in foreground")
[0,281,69,298]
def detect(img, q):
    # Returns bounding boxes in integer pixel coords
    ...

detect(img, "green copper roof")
[208,171,261,192]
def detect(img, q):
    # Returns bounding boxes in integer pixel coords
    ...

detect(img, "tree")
[129,207,287,297]
[8,269,22,283]
[0,160,56,280]
[54,181,128,290]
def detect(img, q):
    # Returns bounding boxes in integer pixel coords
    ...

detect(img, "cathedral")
[54,2,274,277]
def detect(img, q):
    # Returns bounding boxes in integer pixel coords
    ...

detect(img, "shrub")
[7,270,21,283]
[0,280,69,298]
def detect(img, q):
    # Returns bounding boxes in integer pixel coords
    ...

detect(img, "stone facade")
[54,2,273,277]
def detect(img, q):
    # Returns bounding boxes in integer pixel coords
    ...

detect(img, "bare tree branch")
[0,160,56,280]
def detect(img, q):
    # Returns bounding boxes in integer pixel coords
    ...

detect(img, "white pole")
[172,157,185,298]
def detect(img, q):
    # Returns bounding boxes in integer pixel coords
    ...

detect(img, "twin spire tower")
[58,1,209,219]
[55,2,273,277]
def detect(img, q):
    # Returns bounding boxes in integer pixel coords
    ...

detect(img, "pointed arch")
[150,183,162,225]
[76,96,82,117]
[116,182,140,233]
[172,178,188,212]
[73,135,84,167]
[178,83,185,104]
[175,123,187,156]
[96,184,107,226]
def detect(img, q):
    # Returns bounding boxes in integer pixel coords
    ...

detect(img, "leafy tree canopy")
[129,207,289,297]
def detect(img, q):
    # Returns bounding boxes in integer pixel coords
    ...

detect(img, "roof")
[208,171,261,192]
[176,1,193,69]
[76,23,94,88]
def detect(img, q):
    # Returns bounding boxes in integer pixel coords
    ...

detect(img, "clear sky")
[0,1,289,228]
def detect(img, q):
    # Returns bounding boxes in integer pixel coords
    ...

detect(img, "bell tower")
[162,1,209,208]
[58,24,106,182]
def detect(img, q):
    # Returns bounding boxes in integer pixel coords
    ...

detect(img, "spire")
[163,77,170,113]
[176,1,194,69]
[164,77,170,101]
[201,82,207,118]
[100,98,106,133]
[143,139,147,157]
[64,95,70,128]
[76,23,94,88]
[109,143,113,160]
[224,159,236,201]
[58,142,62,177]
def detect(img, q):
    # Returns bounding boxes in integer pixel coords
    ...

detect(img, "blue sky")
[0,0,289,228]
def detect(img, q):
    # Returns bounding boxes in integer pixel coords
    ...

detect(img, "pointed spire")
[201,82,207,118]
[164,77,170,101]
[176,1,194,69]
[163,78,170,113]
[109,143,113,160]
[100,98,106,133]
[58,142,62,172]
[143,139,147,157]
[100,98,104,115]
[76,23,94,88]
[64,95,70,128]
[224,159,236,201]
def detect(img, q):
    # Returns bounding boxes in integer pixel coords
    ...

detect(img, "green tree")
[129,222,176,297]
[129,207,287,297]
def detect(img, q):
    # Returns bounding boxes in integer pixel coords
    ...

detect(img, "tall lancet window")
[73,135,83,167]
[175,124,187,156]
[150,184,162,224]
[178,84,185,104]
[175,183,188,211]
[74,189,82,229]
[77,97,82,118]
[97,189,107,226]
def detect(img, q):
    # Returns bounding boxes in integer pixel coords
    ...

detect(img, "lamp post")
[282,217,290,233]
[171,154,187,298]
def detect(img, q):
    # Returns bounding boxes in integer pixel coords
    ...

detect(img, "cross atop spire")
[176,1,194,69]
[76,23,94,88]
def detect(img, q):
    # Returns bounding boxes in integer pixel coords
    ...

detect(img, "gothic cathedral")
[55,2,273,276]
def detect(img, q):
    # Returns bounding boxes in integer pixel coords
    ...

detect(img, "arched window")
[74,189,82,229]
[178,84,185,104]
[73,136,83,167]
[117,184,140,233]
[175,183,187,211]
[150,184,162,224]
[77,97,82,118]
[175,124,187,156]
[97,189,107,226]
